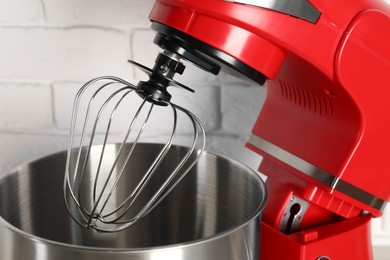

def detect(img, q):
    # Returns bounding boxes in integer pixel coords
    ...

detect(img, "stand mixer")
[64,0,390,259]
[145,0,390,259]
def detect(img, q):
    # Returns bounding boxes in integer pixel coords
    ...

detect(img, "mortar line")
[49,82,58,130]
[0,24,126,34]
[40,0,48,24]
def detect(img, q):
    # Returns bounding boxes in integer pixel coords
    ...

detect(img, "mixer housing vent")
[279,80,334,116]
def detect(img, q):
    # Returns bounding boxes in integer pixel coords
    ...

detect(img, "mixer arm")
[149,0,390,214]
[147,0,390,259]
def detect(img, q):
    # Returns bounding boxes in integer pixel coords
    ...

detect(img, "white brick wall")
[0,0,44,24]
[0,0,389,251]
[0,82,52,130]
[0,27,130,81]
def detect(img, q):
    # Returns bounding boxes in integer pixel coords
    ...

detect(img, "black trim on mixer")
[151,23,268,85]
[134,51,192,106]
[136,51,191,106]
[153,33,220,75]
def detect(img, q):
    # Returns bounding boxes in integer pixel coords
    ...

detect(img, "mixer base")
[260,214,373,259]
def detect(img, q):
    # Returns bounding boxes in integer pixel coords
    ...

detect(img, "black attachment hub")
[153,53,185,76]
[131,51,194,106]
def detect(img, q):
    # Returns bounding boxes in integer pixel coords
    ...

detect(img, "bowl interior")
[0,143,265,248]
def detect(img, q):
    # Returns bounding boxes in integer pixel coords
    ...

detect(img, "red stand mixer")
[147,0,390,259]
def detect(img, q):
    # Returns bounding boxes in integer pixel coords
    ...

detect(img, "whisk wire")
[64,64,206,232]
[93,96,155,221]
[78,86,135,207]
[95,104,206,232]
[140,104,206,217]
[91,88,136,203]
[100,102,178,224]
[64,76,138,227]
[85,89,147,227]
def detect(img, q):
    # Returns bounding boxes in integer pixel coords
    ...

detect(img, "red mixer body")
[149,0,390,259]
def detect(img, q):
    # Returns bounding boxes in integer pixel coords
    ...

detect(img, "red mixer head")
[148,0,390,258]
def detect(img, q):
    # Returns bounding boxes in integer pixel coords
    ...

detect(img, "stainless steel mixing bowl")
[0,143,267,260]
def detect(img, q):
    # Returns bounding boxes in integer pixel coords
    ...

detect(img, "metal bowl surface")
[0,143,266,260]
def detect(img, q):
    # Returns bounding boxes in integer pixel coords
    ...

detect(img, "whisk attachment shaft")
[134,50,193,105]
[64,54,206,232]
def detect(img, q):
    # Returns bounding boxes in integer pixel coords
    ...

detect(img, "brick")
[169,83,221,132]
[205,134,263,173]
[52,81,81,130]
[221,82,266,134]
[0,82,53,130]
[0,0,43,24]
[53,81,220,136]
[0,27,131,81]
[44,0,154,28]
[0,133,69,175]
[130,29,160,76]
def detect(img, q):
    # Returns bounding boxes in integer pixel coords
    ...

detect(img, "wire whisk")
[63,51,206,232]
